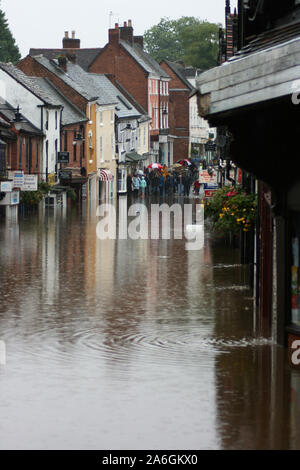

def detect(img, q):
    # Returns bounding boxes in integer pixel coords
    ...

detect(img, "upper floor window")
[45,111,49,131]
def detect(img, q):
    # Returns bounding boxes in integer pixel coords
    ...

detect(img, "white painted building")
[0,63,62,182]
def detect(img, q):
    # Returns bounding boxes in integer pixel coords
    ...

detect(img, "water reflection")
[0,200,299,449]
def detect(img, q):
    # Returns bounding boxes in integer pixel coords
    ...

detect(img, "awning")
[125,152,147,163]
[99,169,114,181]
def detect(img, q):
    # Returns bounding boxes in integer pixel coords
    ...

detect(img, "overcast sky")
[2,0,238,58]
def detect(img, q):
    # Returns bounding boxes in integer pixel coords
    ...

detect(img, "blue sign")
[204,183,219,190]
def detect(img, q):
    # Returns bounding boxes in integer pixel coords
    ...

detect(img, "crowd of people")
[126,165,199,198]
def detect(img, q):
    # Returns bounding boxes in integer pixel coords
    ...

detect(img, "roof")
[0,62,61,107]
[111,79,150,121]
[120,40,170,79]
[31,55,97,101]
[88,73,141,119]
[30,48,102,71]
[232,21,300,60]
[61,63,118,106]
[196,29,300,119]
[30,77,88,126]
[161,60,194,91]
[0,98,44,135]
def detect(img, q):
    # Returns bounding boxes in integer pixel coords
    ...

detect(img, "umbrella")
[148,163,163,169]
[176,159,192,166]
[172,163,182,169]
[137,170,144,175]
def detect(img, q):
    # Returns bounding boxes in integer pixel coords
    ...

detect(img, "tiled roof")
[231,21,300,60]
[30,48,102,71]
[111,79,150,122]
[0,62,60,106]
[62,63,118,106]
[120,41,170,79]
[0,98,44,135]
[30,77,87,126]
[162,60,194,90]
[31,55,97,101]
[88,73,141,119]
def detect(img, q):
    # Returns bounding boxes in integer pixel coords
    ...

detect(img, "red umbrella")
[148,163,163,169]
[177,159,192,166]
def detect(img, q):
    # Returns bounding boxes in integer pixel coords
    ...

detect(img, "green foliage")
[144,17,220,70]
[21,190,43,206]
[20,182,52,206]
[38,182,52,194]
[0,4,21,63]
[67,188,77,201]
[204,186,257,237]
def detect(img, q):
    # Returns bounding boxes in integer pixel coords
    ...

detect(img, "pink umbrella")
[148,163,163,169]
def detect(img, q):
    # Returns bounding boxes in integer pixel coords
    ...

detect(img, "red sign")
[205,190,217,198]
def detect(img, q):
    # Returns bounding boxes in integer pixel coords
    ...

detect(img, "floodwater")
[0,198,299,450]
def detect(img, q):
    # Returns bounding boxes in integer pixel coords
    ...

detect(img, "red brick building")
[160,60,194,161]
[88,21,173,166]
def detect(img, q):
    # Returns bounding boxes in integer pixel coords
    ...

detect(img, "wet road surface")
[0,199,299,449]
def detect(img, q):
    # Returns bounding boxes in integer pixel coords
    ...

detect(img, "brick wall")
[61,123,86,169]
[160,61,190,160]
[89,43,149,112]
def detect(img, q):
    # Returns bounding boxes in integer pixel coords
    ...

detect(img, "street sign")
[58,152,70,164]
[23,175,38,191]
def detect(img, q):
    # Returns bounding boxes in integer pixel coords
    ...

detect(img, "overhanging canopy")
[99,169,114,181]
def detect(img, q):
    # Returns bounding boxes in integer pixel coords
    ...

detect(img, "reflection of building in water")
[215,345,295,449]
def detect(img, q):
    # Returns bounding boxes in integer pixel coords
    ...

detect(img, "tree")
[144,17,220,71]
[0,4,21,63]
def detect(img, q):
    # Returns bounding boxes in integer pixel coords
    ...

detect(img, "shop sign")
[58,152,70,164]
[23,175,38,191]
[0,181,12,192]
[13,171,24,188]
[11,191,20,205]
[204,189,217,198]
[200,170,217,184]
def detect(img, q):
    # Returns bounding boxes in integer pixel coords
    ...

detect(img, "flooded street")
[0,199,300,450]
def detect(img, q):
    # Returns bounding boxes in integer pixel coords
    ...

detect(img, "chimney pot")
[128,20,132,27]
[115,23,119,29]
[72,30,75,39]
[124,21,127,27]
[65,31,69,38]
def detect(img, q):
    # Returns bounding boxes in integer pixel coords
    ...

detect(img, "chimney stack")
[109,23,120,45]
[63,30,81,49]
[119,19,133,44]
[134,36,144,49]
[58,55,67,72]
